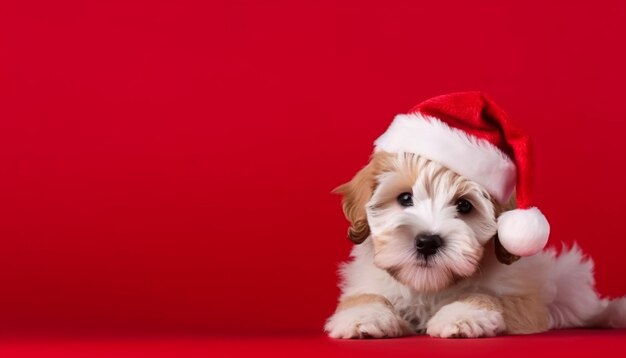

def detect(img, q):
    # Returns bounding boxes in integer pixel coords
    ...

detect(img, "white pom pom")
[497,207,550,256]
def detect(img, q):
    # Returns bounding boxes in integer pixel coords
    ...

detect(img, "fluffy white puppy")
[325,152,626,339]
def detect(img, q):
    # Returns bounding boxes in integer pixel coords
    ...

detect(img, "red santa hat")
[374,91,549,256]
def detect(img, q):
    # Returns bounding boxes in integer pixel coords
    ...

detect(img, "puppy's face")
[337,152,503,292]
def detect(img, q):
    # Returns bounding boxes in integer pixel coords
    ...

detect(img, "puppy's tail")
[546,244,626,329]
[588,297,626,328]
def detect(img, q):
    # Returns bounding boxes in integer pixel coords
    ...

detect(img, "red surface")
[1,331,626,357]
[1,0,626,346]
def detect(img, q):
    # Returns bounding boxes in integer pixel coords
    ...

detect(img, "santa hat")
[374,91,549,256]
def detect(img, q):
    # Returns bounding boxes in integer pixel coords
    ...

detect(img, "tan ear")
[494,235,520,265]
[333,152,392,244]
[493,194,520,265]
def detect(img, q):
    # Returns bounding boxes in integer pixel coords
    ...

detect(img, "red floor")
[1,330,625,357]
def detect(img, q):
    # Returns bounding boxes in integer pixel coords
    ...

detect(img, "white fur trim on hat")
[497,207,550,256]
[374,113,517,204]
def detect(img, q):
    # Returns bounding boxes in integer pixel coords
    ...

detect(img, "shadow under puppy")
[325,92,626,338]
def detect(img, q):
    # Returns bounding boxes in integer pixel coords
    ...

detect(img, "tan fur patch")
[500,294,550,334]
[460,293,503,313]
[334,151,395,244]
[336,294,394,312]
[460,293,549,335]
[494,236,520,265]
[492,195,521,264]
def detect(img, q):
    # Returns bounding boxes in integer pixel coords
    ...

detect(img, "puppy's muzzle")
[415,234,443,257]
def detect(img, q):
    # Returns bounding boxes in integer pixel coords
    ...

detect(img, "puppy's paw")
[426,302,505,338]
[324,302,412,339]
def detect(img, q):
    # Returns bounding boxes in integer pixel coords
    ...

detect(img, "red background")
[1,0,626,339]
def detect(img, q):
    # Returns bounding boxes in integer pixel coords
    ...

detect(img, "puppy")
[325,151,626,338]
[325,92,626,338]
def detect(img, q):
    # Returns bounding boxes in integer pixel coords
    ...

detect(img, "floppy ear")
[333,152,391,244]
[494,235,520,265]
[493,195,520,265]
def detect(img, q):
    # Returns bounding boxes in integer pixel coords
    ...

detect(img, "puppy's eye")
[456,199,473,214]
[397,192,413,207]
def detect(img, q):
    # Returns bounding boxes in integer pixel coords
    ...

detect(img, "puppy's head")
[336,151,516,292]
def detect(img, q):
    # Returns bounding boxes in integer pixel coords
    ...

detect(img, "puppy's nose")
[415,234,443,256]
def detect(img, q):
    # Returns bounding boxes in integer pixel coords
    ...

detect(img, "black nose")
[415,234,443,256]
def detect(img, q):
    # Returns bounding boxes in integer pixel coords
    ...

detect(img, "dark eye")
[397,192,413,207]
[456,199,473,214]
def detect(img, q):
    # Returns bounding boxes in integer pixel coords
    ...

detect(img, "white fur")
[374,113,516,204]
[497,207,550,256]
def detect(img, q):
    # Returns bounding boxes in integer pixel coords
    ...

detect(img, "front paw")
[325,303,412,339]
[426,302,505,338]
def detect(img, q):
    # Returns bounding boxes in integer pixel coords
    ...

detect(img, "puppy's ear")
[333,152,392,245]
[494,235,520,265]
[493,195,520,265]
